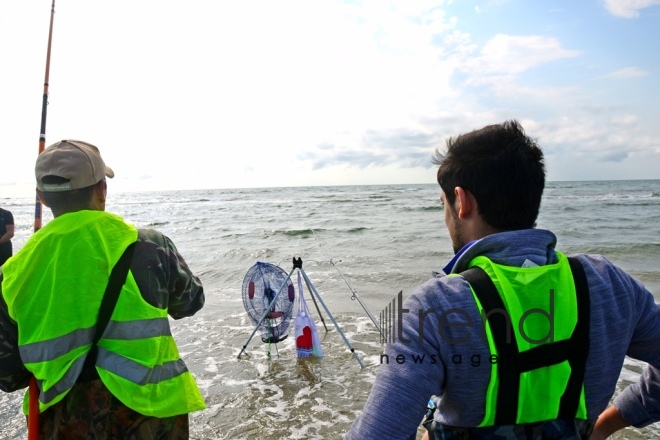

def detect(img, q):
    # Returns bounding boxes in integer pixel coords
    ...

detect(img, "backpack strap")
[560,257,591,418]
[461,265,519,425]
[78,242,136,382]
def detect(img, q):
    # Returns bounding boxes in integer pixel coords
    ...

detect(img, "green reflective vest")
[2,210,205,417]
[461,252,590,426]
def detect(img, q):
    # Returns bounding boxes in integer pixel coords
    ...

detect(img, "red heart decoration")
[296,326,312,349]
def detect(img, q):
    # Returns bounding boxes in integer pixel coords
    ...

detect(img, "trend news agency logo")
[378,290,556,366]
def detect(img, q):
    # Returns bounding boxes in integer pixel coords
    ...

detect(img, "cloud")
[608,115,640,126]
[316,143,335,151]
[535,115,660,166]
[300,128,440,170]
[602,66,649,78]
[473,0,513,14]
[362,128,438,151]
[604,0,660,18]
[464,34,581,76]
[302,149,388,170]
[599,151,630,162]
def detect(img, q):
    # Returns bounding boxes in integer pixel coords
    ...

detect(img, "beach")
[1,180,659,439]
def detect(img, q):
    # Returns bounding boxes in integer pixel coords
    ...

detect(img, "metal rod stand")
[238,257,364,368]
[300,266,364,368]
[303,276,329,332]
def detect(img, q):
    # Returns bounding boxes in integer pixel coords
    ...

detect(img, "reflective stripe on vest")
[461,253,590,426]
[1,210,205,416]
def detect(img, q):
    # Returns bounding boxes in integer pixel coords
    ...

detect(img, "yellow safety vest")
[2,210,205,417]
[462,252,590,426]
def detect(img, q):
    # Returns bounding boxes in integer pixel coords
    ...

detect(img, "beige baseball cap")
[35,140,114,192]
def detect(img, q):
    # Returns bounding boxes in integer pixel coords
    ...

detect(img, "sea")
[1,180,659,439]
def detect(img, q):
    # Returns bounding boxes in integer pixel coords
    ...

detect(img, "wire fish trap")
[242,261,295,344]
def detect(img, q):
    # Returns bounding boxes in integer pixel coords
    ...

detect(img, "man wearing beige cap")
[0,140,206,438]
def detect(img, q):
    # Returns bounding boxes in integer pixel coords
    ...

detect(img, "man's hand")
[591,405,631,440]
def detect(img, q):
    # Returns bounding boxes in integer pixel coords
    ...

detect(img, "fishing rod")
[326,258,384,339]
[309,230,384,339]
[34,0,56,233]
[29,2,57,439]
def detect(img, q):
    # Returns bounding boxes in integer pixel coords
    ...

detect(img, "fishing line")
[310,229,384,339]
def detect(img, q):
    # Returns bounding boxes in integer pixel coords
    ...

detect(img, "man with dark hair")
[0,206,14,267]
[344,120,660,439]
[0,140,206,438]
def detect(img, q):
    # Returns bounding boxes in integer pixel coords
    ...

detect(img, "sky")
[1,0,659,196]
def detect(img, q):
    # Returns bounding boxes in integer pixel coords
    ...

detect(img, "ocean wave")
[326,197,393,204]
[603,201,660,207]
[579,243,660,257]
[544,194,648,202]
[281,229,317,237]
[145,221,169,227]
[262,227,370,238]
[399,205,442,212]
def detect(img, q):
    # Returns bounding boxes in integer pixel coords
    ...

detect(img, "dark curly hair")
[432,120,545,231]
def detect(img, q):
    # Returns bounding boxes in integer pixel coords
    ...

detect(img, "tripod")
[237,257,365,368]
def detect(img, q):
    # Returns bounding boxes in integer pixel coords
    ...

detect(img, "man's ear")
[454,186,473,219]
[93,180,106,203]
[36,189,50,207]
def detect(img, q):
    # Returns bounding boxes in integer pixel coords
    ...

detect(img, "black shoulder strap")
[461,266,520,425]
[461,257,590,425]
[559,256,591,418]
[78,242,136,382]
